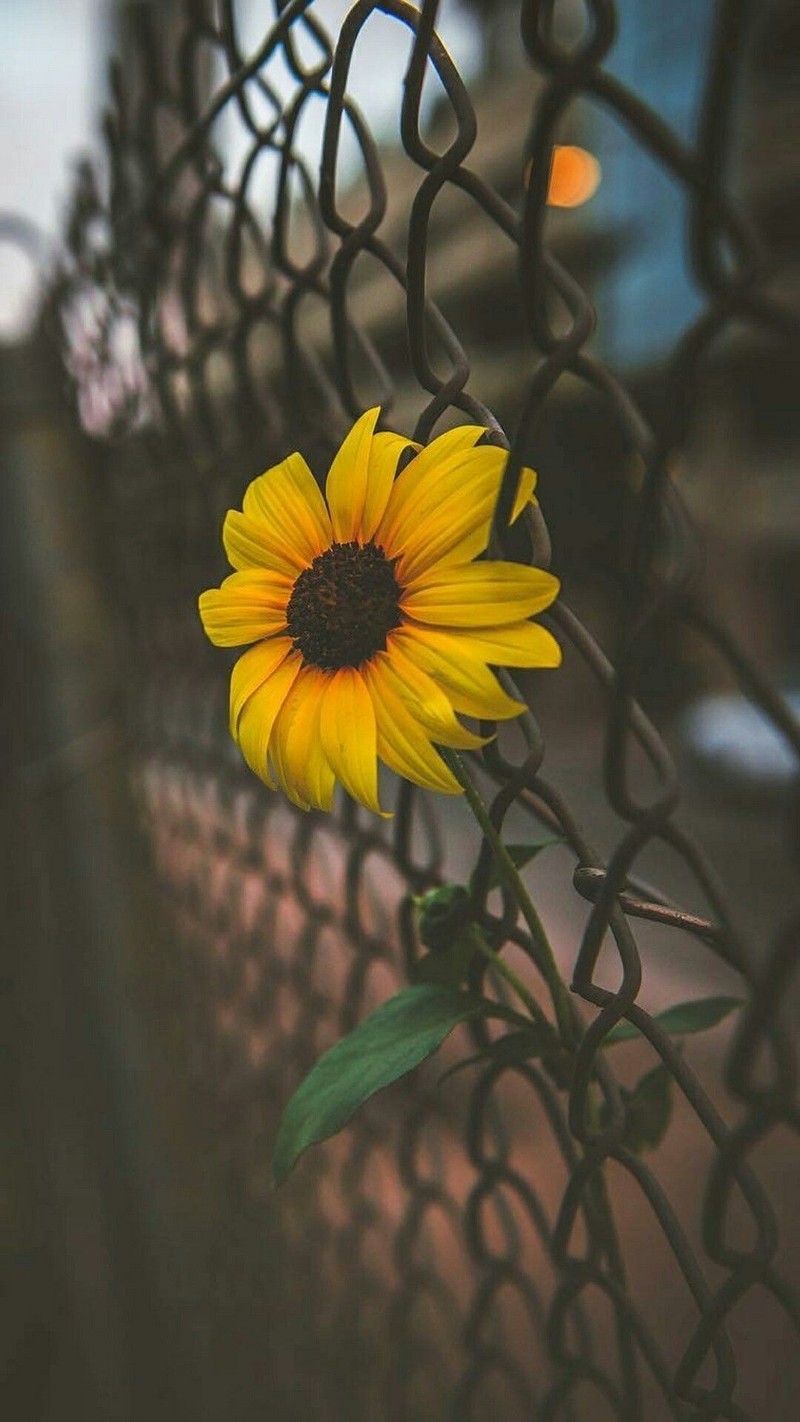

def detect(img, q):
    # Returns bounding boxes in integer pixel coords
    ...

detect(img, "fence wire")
[47,1,800,1419]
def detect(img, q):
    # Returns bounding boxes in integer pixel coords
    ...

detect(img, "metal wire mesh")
[48,1,800,1418]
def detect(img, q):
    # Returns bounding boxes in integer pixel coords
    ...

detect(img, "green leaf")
[272,985,486,1186]
[603,995,743,1046]
[481,839,563,891]
[621,1064,673,1153]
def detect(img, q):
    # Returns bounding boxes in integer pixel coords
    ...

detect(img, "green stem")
[442,750,639,1407]
[481,1001,541,1032]
[467,925,552,1032]
[442,748,577,1046]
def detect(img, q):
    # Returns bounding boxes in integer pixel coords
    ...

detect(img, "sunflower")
[198,408,560,813]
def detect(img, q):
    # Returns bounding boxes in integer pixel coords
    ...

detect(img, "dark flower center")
[286,540,402,671]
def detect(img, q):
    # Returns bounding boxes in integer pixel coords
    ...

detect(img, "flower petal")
[363,431,420,540]
[326,409,420,544]
[319,667,385,815]
[375,426,487,560]
[394,626,527,720]
[363,661,462,794]
[439,619,562,669]
[398,459,538,583]
[236,651,303,784]
[242,451,332,565]
[325,407,380,543]
[223,509,306,577]
[394,457,537,584]
[511,464,538,522]
[393,446,504,581]
[402,562,560,626]
[229,636,294,737]
[198,570,292,646]
[269,666,336,812]
[379,638,488,749]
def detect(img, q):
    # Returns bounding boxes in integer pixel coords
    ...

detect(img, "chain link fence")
[41,1,800,1417]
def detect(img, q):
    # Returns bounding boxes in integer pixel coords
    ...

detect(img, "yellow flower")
[198,408,560,814]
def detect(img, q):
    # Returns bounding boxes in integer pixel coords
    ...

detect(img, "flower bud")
[416,884,474,953]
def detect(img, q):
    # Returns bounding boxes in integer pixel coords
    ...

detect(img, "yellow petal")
[198,570,292,646]
[229,637,294,737]
[236,651,303,785]
[393,626,527,720]
[378,639,487,749]
[393,456,538,584]
[363,661,462,794]
[511,465,538,522]
[326,409,420,544]
[363,431,420,540]
[394,446,504,581]
[269,667,336,812]
[402,562,559,626]
[319,667,385,815]
[388,424,488,500]
[242,451,332,565]
[439,619,562,669]
[223,509,307,577]
[325,407,380,543]
[375,428,488,561]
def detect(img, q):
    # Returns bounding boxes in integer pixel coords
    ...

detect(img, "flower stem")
[467,925,552,1033]
[442,749,577,1046]
[441,749,640,1412]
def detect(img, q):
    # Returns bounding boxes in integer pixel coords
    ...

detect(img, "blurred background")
[2,2,799,1419]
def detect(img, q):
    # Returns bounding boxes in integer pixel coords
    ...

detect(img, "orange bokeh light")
[525,145,602,208]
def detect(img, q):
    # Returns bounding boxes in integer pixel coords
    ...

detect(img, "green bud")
[416,884,474,953]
